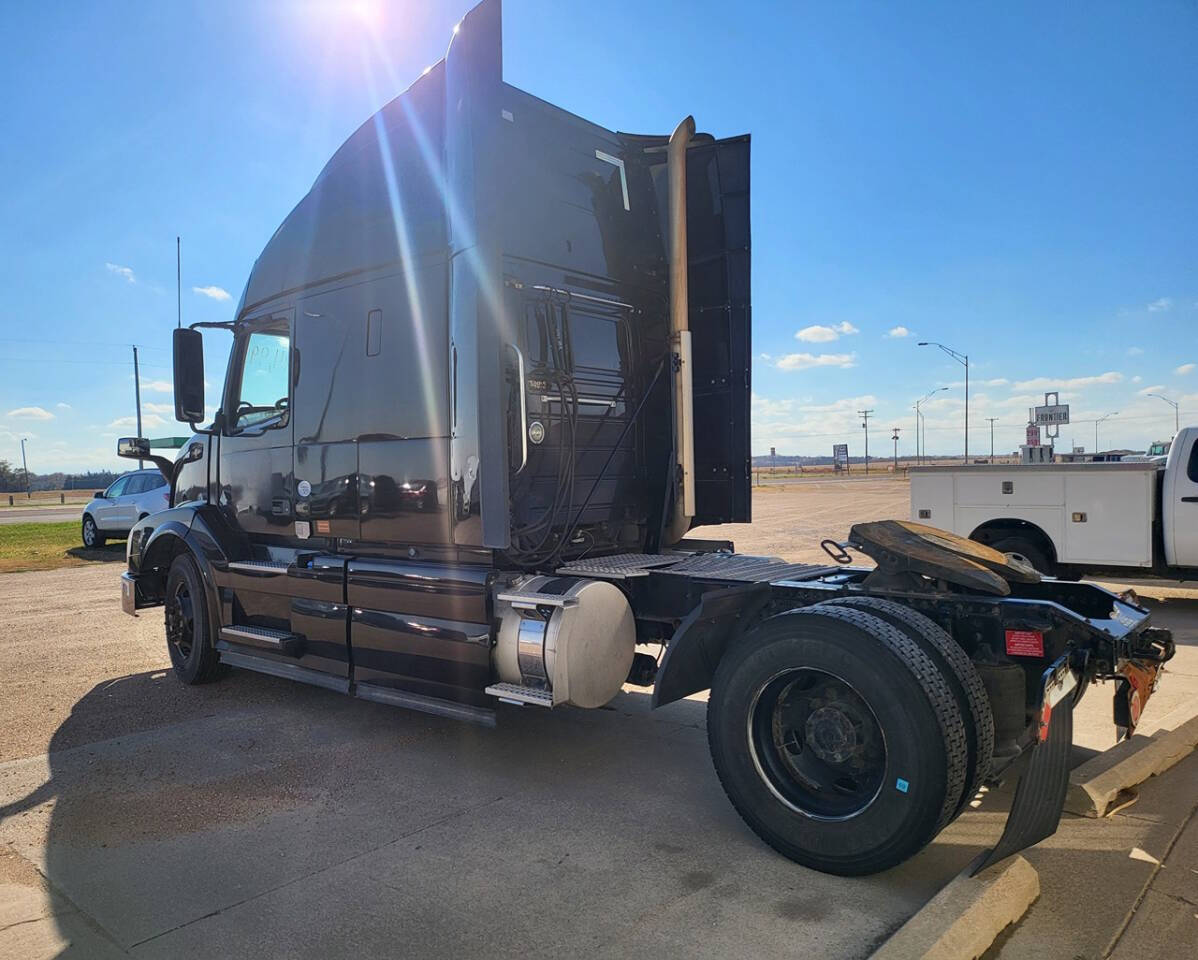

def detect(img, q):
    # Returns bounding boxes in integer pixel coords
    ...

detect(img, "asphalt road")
[0,506,81,525]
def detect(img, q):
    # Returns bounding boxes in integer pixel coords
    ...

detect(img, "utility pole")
[1095,412,1118,454]
[986,417,998,460]
[891,427,900,473]
[20,438,30,498]
[859,409,874,475]
[133,346,144,468]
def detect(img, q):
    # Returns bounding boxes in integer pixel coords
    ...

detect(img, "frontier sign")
[1031,391,1069,438]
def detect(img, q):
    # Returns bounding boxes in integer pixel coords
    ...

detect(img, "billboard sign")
[1034,404,1070,426]
[833,443,849,467]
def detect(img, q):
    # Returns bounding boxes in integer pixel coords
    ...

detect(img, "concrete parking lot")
[1,479,1195,959]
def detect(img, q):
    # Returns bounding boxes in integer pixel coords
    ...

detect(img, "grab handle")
[507,343,528,475]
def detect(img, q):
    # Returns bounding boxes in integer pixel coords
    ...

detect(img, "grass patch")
[0,521,125,574]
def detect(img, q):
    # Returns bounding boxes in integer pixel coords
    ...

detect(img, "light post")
[19,437,30,498]
[914,386,948,465]
[1095,412,1118,453]
[918,341,969,462]
[1145,393,1180,436]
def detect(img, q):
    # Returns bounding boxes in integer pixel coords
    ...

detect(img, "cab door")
[95,475,131,530]
[1164,430,1198,567]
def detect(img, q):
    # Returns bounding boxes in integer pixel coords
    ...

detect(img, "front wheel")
[165,554,225,685]
[81,515,105,548]
[707,605,968,875]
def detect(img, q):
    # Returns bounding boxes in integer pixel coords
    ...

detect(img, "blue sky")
[1,0,1195,473]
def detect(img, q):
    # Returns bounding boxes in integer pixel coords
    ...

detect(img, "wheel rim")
[83,518,95,546]
[747,668,887,820]
[165,577,195,660]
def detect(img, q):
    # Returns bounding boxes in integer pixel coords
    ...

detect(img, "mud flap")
[972,663,1075,875]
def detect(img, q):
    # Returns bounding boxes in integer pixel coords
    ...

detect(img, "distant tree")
[0,459,17,492]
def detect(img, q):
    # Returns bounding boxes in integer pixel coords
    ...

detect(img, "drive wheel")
[707,605,968,875]
[81,515,105,548]
[819,596,994,817]
[165,554,225,684]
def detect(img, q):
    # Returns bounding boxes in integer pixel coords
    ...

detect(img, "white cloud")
[775,352,857,371]
[142,401,175,415]
[1175,363,1195,376]
[1147,297,1172,312]
[55,402,71,410]
[1012,371,1123,391]
[141,379,174,393]
[107,413,167,430]
[1132,375,1142,383]
[1137,384,1165,396]
[6,406,54,420]
[886,326,910,339]
[105,262,136,284]
[1126,346,1144,356]
[984,378,1009,387]
[795,321,859,343]
[193,284,232,302]
[758,352,772,361]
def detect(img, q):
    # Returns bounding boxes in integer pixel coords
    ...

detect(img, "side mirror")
[117,437,150,460]
[94,490,107,499]
[173,327,206,423]
[182,441,204,464]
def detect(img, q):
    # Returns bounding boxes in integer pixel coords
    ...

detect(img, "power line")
[858,408,874,474]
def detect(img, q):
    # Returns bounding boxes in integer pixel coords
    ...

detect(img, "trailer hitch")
[972,654,1077,875]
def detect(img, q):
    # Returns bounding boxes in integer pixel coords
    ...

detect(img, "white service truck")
[910,426,1198,581]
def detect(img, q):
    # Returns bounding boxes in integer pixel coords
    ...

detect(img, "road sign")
[833,443,849,468]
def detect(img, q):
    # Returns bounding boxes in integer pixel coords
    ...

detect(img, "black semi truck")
[116,0,1172,876]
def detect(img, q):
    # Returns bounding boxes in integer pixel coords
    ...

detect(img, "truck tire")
[707,605,969,875]
[164,554,225,685]
[81,515,105,548]
[990,536,1053,576]
[818,596,994,818]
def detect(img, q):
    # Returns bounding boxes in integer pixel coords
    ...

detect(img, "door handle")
[507,343,528,475]
[1182,496,1198,503]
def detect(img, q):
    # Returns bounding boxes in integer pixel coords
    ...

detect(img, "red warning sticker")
[1005,629,1044,657]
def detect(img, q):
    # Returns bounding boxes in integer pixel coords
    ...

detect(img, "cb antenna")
[176,236,181,328]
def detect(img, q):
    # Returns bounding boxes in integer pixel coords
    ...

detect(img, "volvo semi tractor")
[116,0,1172,876]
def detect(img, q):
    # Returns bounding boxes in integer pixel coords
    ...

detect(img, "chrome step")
[496,591,579,611]
[356,683,496,728]
[227,560,290,574]
[219,624,304,656]
[485,682,555,707]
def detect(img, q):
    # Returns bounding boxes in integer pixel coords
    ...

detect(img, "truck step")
[227,560,290,574]
[485,682,555,707]
[219,625,304,657]
[495,591,579,610]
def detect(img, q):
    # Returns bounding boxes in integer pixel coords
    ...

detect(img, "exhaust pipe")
[665,115,696,544]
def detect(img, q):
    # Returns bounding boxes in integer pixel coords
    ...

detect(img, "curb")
[1064,714,1198,818]
[869,855,1039,960]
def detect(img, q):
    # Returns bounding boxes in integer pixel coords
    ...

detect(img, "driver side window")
[231,328,290,432]
[105,476,130,498]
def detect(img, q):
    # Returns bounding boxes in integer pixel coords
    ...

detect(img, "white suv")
[82,469,171,547]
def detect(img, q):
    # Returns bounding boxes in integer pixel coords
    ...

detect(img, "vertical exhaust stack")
[665,115,696,545]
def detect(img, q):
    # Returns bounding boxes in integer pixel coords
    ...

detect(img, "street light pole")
[1146,393,1180,436]
[918,342,969,462]
[19,437,30,498]
[914,386,949,465]
[891,427,900,473]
